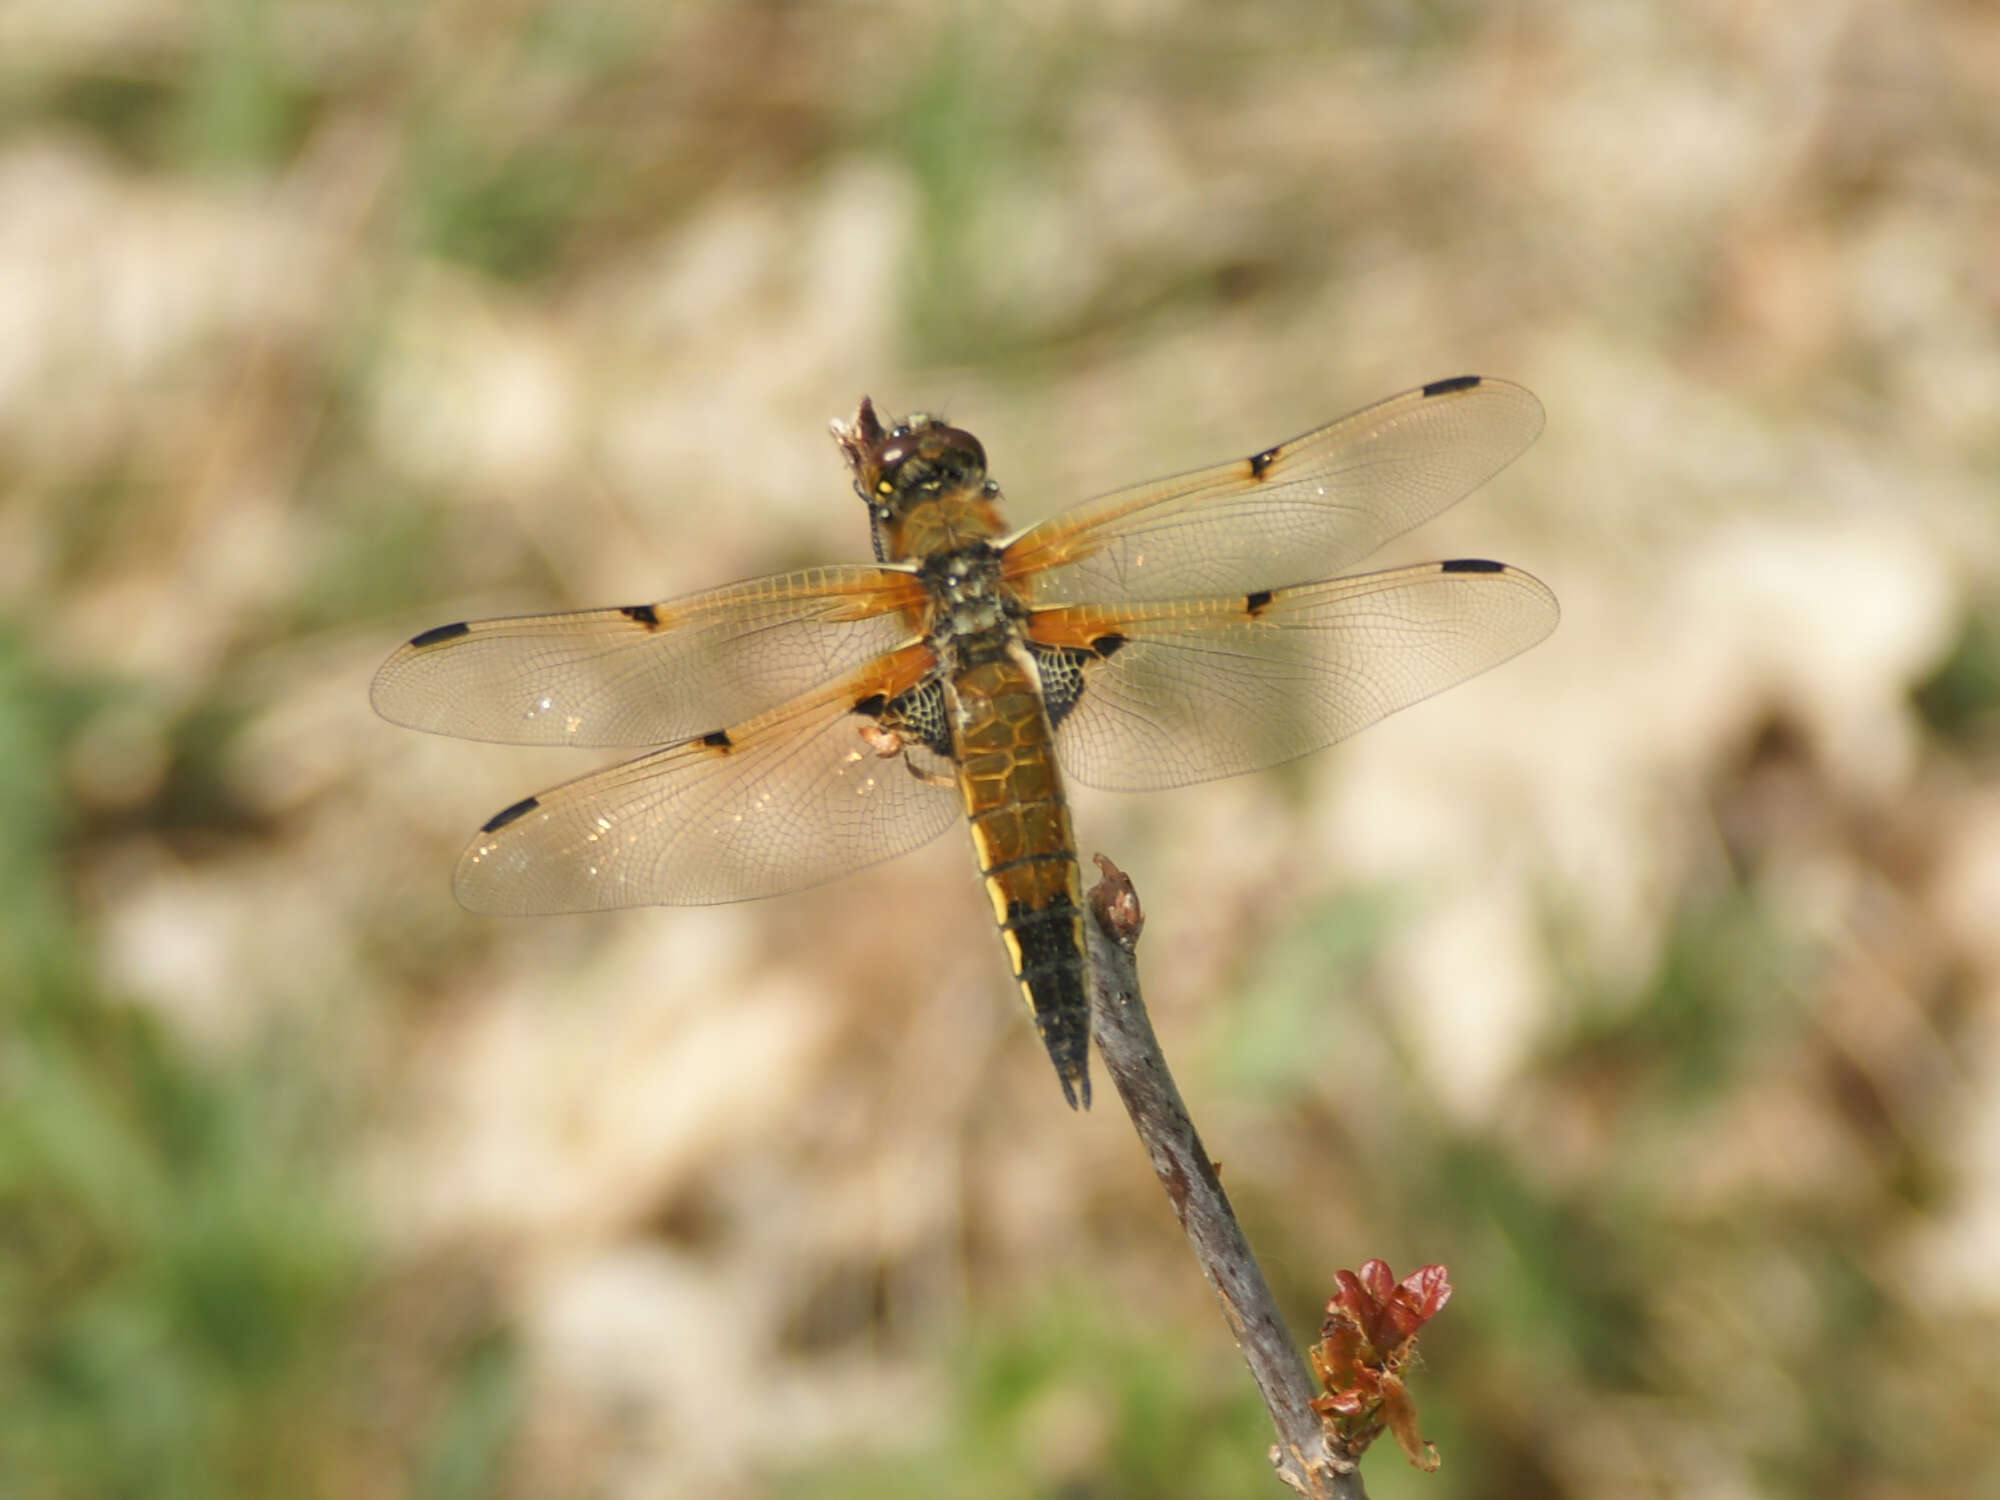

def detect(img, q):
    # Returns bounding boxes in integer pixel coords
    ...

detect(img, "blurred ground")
[3,1,1999,1496]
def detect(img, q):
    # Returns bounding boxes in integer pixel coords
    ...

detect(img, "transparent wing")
[453,643,961,913]
[372,564,929,747]
[1027,560,1558,792]
[1003,377,1544,606]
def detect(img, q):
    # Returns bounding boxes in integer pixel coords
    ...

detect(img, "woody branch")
[1084,856,1367,1500]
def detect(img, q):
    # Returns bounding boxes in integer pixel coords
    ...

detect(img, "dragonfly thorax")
[920,541,1017,653]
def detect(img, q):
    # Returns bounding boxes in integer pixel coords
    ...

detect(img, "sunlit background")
[5,1,1998,1496]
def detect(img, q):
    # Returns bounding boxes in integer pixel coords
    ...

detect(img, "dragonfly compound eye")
[879,426,988,499]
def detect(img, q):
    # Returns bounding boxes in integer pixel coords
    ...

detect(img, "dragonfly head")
[833,397,1005,562]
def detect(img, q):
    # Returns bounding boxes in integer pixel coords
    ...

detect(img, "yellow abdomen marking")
[948,652,1092,1105]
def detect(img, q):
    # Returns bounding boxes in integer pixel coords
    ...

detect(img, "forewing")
[1028,560,1558,792]
[372,564,929,747]
[453,643,960,913]
[1004,377,1544,605]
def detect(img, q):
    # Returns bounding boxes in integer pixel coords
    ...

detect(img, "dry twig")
[1084,856,1367,1500]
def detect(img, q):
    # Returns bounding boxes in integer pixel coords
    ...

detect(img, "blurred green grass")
[0,632,521,1498]
[0,636,344,1498]
[799,1293,1277,1500]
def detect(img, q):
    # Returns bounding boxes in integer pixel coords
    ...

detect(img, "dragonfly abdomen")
[948,652,1091,1108]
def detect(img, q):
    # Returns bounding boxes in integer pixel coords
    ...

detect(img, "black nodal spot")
[1247,445,1280,480]
[1422,374,1482,398]
[852,691,888,719]
[700,728,732,749]
[481,796,539,833]
[620,603,661,628]
[1440,557,1506,574]
[1245,588,1274,617]
[1091,633,1127,658]
[410,621,471,649]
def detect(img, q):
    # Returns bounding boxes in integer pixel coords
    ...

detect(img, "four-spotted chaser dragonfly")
[372,376,1557,1108]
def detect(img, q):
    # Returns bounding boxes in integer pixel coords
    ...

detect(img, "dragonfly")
[372,375,1558,1109]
